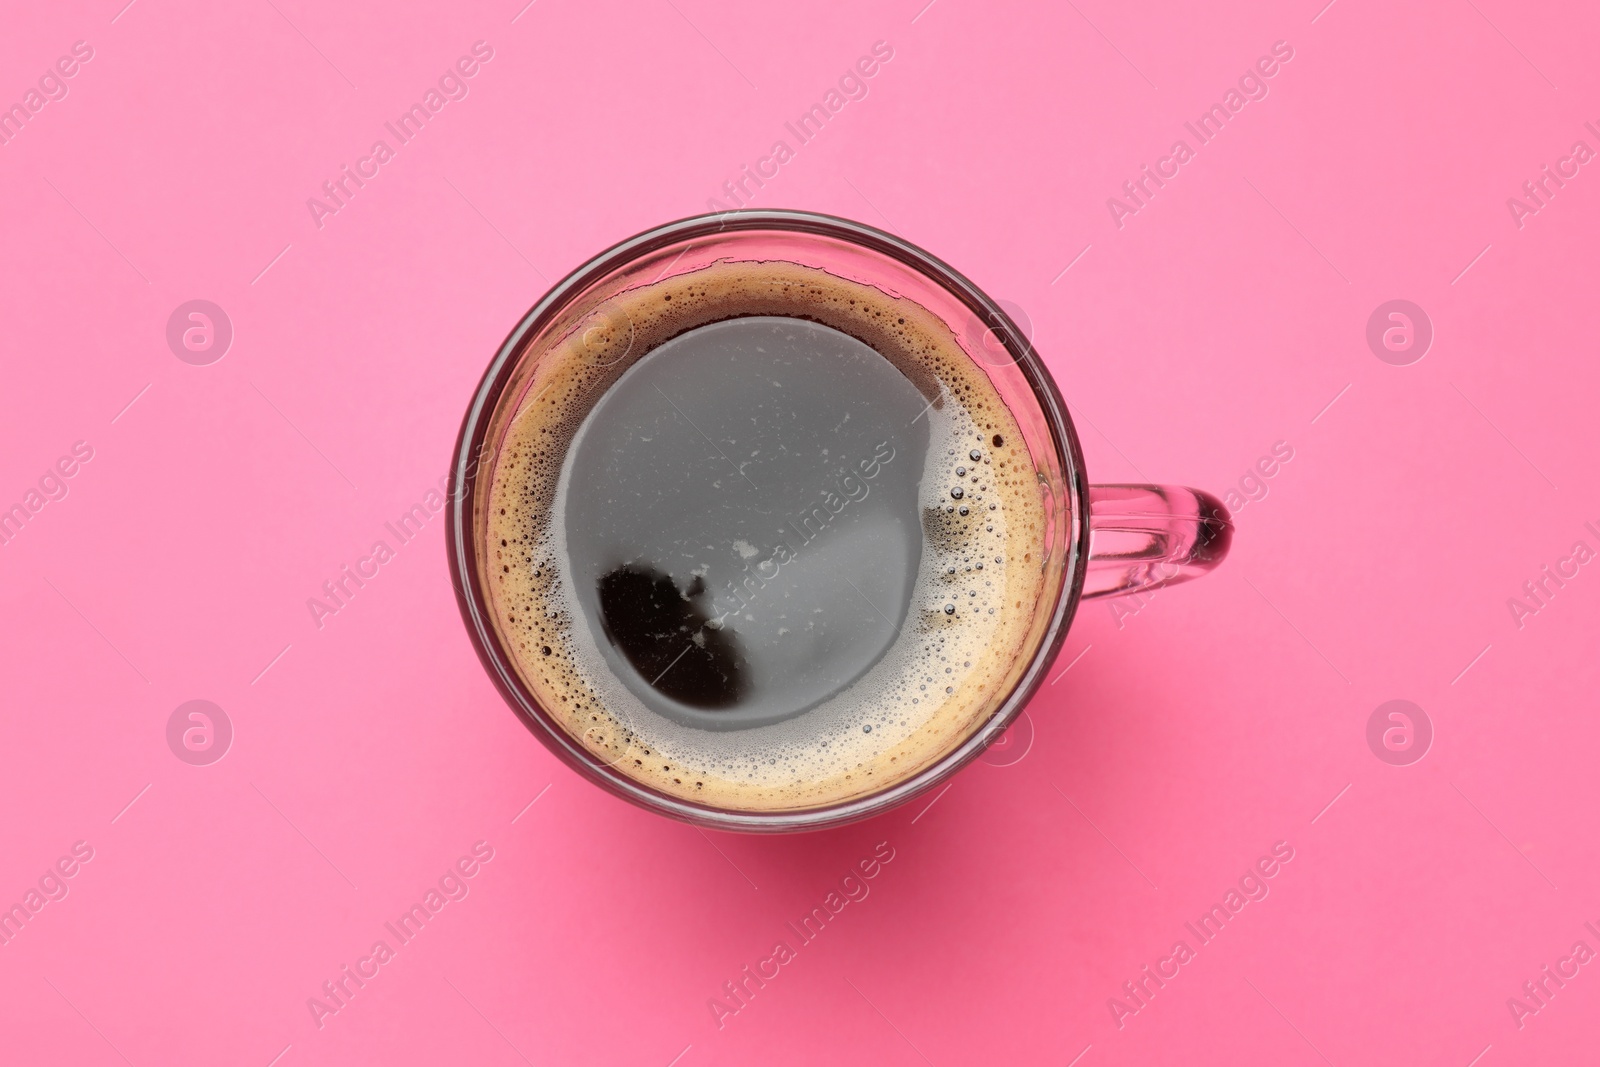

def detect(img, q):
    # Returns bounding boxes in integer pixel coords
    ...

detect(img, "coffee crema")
[484,260,1045,811]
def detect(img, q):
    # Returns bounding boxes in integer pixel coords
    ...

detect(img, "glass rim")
[446,208,1091,832]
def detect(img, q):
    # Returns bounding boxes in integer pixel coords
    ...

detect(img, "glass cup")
[447,210,1231,832]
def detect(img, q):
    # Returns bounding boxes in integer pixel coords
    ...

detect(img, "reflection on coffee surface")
[568,316,928,729]
[485,261,1045,811]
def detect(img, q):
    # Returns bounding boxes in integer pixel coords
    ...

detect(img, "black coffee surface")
[560,316,930,730]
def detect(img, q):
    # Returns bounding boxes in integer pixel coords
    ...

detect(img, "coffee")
[484,260,1044,811]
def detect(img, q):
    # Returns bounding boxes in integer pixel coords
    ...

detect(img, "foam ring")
[487,261,1046,812]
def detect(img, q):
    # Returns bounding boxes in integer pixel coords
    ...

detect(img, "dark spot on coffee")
[597,564,747,709]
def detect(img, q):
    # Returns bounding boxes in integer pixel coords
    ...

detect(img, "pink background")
[2,0,1598,1063]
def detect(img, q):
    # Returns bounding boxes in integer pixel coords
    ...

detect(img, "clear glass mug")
[446,210,1230,832]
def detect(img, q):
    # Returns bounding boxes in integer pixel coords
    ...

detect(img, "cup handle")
[1080,485,1232,599]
